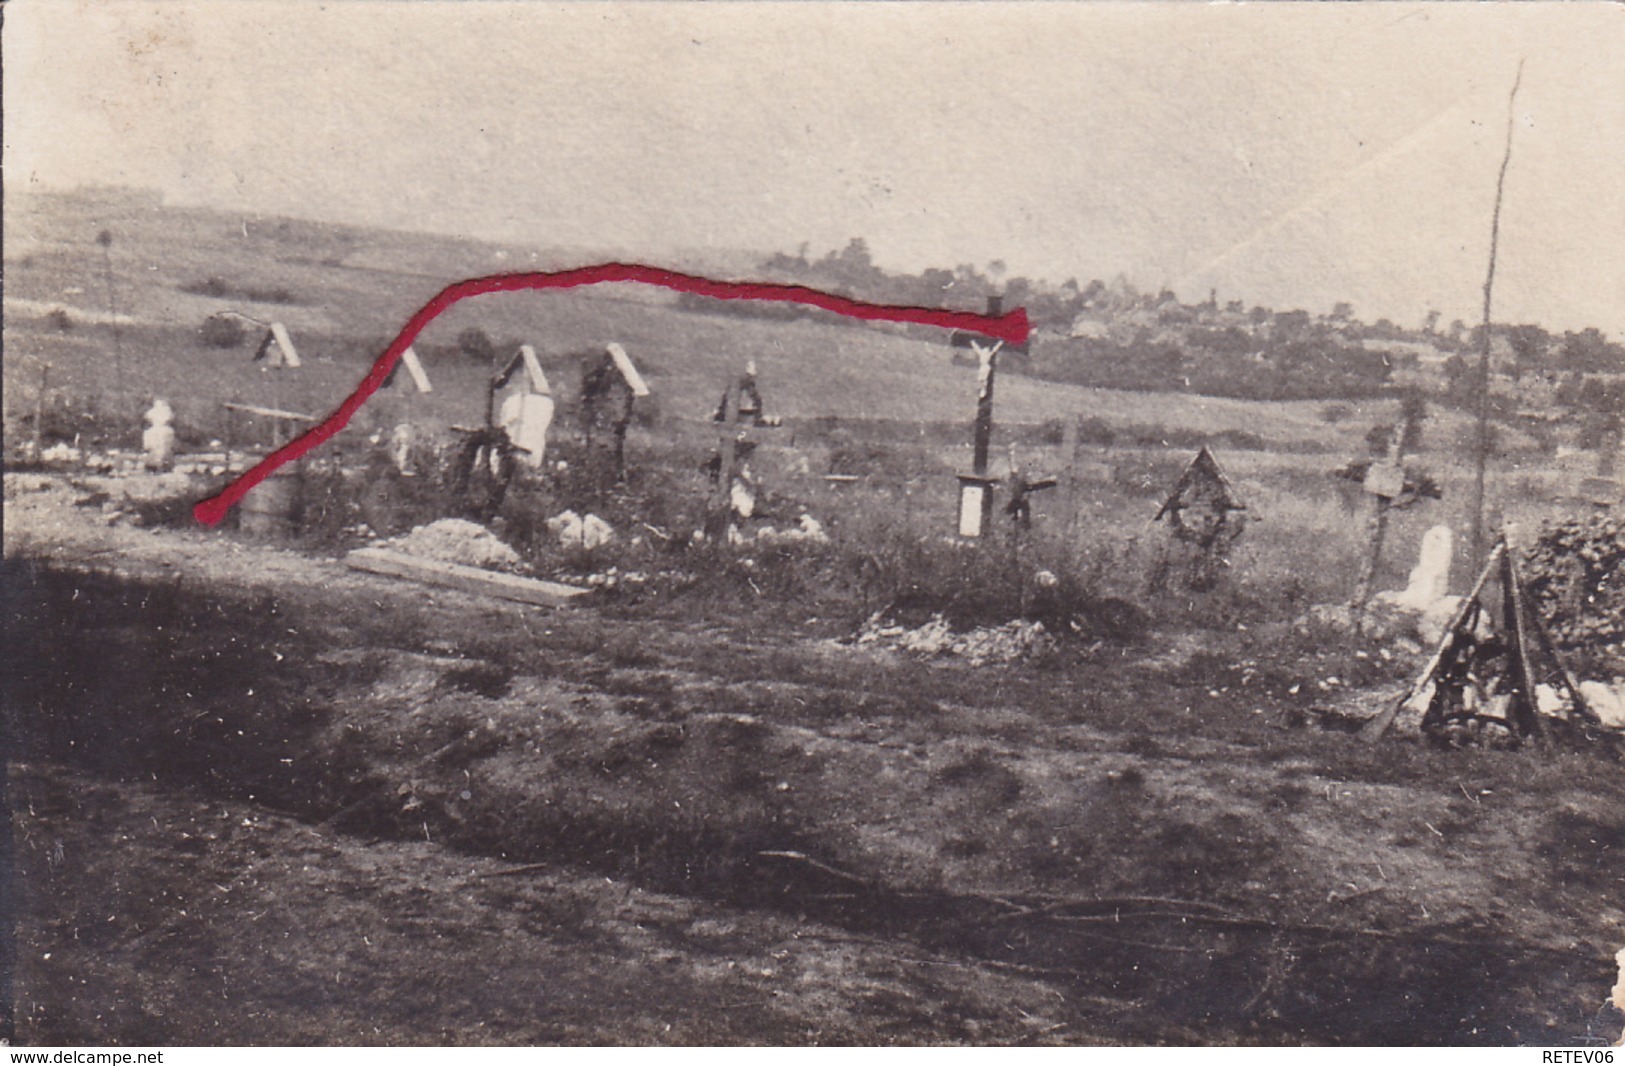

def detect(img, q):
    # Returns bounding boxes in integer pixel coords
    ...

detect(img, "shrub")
[1076,417,1117,446]
[199,315,247,349]
[183,276,231,298]
[180,277,299,305]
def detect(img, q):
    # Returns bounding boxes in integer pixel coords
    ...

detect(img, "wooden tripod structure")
[1361,531,1600,743]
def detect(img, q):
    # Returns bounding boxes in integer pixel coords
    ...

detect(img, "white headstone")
[498,391,555,469]
[1370,525,1457,640]
[144,398,173,428]
[1401,525,1453,607]
[143,398,175,470]
[142,424,175,471]
[958,483,987,538]
[730,477,756,519]
[389,423,416,475]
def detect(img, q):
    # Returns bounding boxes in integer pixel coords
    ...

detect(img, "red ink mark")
[193,263,1029,526]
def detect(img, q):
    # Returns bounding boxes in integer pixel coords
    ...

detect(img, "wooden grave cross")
[707,362,777,537]
[580,343,651,482]
[1152,445,1248,591]
[1350,425,1406,622]
[956,339,1003,538]
[1004,445,1058,534]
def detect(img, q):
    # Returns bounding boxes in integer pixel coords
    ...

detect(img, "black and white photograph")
[3,0,1624,1047]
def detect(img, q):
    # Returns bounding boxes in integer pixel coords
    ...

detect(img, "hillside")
[4,187,1387,457]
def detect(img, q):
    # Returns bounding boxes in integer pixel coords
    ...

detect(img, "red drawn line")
[193,262,1030,527]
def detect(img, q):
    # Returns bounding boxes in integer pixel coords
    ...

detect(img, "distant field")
[6,190,1386,449]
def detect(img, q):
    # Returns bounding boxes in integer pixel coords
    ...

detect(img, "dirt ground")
[4,472,1624,1046]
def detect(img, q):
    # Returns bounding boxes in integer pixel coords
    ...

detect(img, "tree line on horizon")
[730,238,1625,422]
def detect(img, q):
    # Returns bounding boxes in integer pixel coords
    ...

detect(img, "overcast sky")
[6,1,1623,337]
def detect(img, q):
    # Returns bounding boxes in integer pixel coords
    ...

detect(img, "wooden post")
[97,230,125,400]
[271,360,287,447]
[1060,415,1081,548]
[956,340,1002,538]
[1351,497,1392,620]
[1469,60,1525,571]
[612,396,630,484]
[485,348,500,435]
[1006,444,1026,545]
[1499,530,1544,740]
[33,363,50,455]
[1352,427,1405,623]
[971,341,998,478]
[1599,427,1621,479]
[709,382,738,540]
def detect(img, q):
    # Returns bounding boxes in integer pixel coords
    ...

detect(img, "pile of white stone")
[743,514,830,546]
[545,510,615,550]
[856,612,1054,666]
[381,519,524,573]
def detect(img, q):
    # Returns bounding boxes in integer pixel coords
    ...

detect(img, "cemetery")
[5,192,1624,1046]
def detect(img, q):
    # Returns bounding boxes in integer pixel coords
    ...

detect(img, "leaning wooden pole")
[1468,59,1525,571]
[1499,531,1544,740]
[1522,586,1600,725]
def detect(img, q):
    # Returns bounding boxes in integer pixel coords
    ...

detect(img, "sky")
[5,1,1623,337]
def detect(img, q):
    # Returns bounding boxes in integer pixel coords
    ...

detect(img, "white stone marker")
[1397,525,1453,609]
[142,398,175,471]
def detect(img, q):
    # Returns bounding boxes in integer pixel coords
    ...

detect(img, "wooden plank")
[269,321,301,368]
[400,346,434,393]
[607,343,650,397]
[344,547,589,607]
[221,401,318,423]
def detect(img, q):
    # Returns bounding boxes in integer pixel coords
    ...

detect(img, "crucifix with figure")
[955,339,1003,538]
